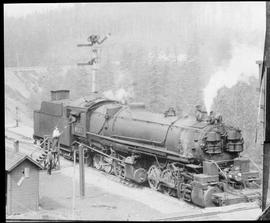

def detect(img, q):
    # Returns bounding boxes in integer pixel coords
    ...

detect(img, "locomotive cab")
[68,108,87,137]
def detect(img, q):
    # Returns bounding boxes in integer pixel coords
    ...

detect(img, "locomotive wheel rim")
[162,187,173,196]
[161,169,175,188]
[102,158,113,174]
[202,186,222,207]
[148,165,161,190]
[103,165,113,174]
[176,179,185,199]
[93,154,102,170]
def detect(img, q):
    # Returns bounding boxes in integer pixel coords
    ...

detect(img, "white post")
[72,150,76,219]
[92,68,96,93]
[91,48,98,93]
[16,106,19,127]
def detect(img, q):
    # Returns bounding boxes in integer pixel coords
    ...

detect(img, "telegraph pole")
[77,33,111,93]
[15,106,19,127]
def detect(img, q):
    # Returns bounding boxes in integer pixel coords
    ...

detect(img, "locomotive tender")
[33,90,261,207]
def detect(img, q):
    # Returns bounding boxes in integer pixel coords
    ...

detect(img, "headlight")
[235,173,242,181]
[228,174,232,178]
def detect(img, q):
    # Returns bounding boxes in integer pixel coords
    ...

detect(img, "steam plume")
[203,44,262,113]
[103,87,134,104]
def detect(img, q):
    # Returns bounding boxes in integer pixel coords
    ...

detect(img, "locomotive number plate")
[75,126,84,134]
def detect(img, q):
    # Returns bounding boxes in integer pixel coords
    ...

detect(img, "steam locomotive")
[33,90,261,207]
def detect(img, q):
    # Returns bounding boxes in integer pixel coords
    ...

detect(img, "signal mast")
[77,33,111,93]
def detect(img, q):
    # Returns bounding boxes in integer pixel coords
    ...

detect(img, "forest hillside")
[4,3,265,166]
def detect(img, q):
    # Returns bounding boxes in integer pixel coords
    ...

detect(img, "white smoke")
[203,44,262,113]
[103,87,134,104]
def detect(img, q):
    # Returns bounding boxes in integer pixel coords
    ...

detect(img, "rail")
[154,204,260,221]
[5,136,43,158]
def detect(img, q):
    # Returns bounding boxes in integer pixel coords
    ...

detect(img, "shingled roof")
[5,146,43,172]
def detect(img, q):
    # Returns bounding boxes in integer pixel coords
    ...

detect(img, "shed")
[6,144,43,215]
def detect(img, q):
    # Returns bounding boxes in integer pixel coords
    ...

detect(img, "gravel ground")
[60,159,200,215]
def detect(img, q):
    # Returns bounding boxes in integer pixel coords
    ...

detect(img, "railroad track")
[5,127,33,142]
[154,203,261,221]
[5,128,142,187]
[5,135,33,145]
[5,129,46,167]
[4,129,167,194]
[78,163,145,190]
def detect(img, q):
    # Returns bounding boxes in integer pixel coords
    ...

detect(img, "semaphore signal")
[77,33,111,93]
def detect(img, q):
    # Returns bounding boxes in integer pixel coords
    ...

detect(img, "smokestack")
[13,140,19,153]
[51,90,70,101]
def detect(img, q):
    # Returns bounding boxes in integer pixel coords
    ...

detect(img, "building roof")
[5,146,43,172]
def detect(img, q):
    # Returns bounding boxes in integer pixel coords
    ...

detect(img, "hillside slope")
[5,67,49,127]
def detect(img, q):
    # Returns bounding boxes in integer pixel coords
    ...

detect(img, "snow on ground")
[5,96,33,127]
[177,207,261,221]
[6,125,34,139]
[61,160,262,220]
[5,139,43,161]
[5,66,48,128]
[61,164,200,215]
[180,202,261,220]
[5,69,31,98]
[214,208,261,220]
[7,210,68,220]
[5,124,42,161]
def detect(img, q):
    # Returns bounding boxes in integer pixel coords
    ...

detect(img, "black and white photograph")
[4,2,270,221]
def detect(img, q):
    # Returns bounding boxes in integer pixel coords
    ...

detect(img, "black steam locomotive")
[33,90,261,207]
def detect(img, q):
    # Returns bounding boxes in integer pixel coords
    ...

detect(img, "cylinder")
[133,168,148,183]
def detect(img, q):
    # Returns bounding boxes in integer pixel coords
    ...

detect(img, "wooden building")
[6,142,43,215]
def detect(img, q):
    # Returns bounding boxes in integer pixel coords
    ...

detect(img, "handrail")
[208,159,228,180]
[72,141,122,162]
[39,136,52,148]
[241,155,262,177]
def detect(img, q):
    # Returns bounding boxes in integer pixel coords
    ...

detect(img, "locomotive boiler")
[33,90,261,207]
